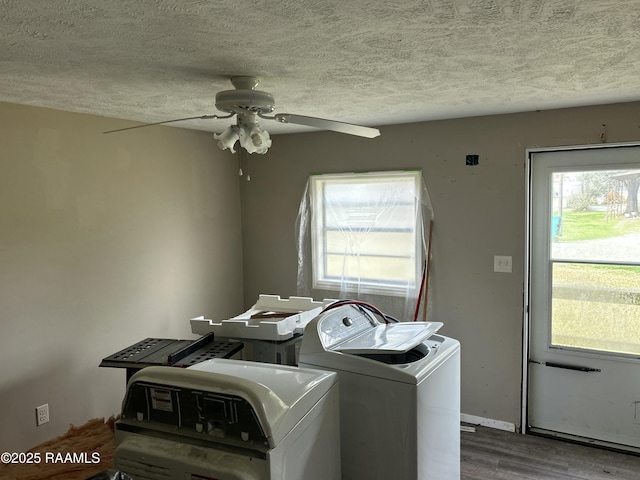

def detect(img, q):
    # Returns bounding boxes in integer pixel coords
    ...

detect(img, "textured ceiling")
[1,0,640,135]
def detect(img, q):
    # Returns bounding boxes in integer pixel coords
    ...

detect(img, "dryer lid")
[330,321,443,354]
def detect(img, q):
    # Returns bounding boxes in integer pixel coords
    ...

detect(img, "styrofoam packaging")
[190,294,335,341]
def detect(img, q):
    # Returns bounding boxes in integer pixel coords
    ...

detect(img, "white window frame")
[309,170,424,297]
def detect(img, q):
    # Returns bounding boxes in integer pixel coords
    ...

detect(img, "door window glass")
[549,170,640,356]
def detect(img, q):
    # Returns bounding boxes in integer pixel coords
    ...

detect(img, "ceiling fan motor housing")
[215,89,276,115]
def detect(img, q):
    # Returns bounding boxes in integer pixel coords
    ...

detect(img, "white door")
[527,144,640,453]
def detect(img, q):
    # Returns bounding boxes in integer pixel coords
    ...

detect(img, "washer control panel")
[317,305,378,349]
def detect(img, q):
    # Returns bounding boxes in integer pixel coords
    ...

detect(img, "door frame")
[522,141,640,436]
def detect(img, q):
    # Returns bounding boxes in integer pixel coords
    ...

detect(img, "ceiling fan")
[104,76,381,155]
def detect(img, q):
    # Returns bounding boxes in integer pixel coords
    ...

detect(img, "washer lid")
[330,322,443,354]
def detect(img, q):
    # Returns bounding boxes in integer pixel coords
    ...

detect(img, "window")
[308,171,425,296]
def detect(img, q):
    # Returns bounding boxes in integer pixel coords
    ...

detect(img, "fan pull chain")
[238,152,251,181]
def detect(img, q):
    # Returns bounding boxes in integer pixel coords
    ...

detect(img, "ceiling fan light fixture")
[241,124,272,155]
[213,125,240,153]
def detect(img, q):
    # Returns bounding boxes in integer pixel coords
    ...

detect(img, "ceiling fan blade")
[103,113,234,134]
[273,113,380,138]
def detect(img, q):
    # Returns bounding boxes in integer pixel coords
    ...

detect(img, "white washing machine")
[299,303,460,480]
[114,359,341,480]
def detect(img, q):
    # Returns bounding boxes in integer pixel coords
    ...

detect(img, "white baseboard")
[461,413,516,433]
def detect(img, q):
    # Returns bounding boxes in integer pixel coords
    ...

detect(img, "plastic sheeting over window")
[296,170,434,322]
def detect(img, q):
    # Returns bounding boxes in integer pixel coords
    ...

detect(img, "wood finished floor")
[461,426,640,480]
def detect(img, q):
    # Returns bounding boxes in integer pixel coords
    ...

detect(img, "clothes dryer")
[114,359,341,480]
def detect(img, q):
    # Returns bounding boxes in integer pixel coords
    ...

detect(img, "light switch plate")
[494,255,512,273]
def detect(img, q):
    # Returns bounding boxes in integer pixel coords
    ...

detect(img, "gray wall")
[2,100,638,452]
[240,101,640,428]
[0,102,244,452]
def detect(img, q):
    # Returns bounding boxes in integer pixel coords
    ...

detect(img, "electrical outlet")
[36,404,49,426]
[494,255,512,273]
